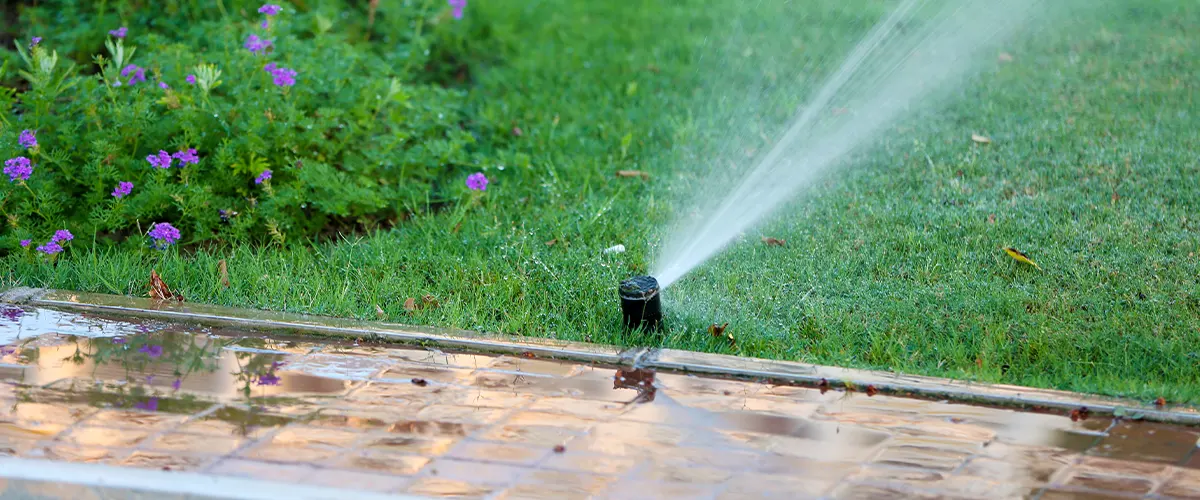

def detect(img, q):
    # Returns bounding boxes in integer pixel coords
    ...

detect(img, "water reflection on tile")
[2,304,1199,500]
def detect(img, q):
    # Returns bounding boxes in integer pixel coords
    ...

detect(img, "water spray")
[619,275,662,331]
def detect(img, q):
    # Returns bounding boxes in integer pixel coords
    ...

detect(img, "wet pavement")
[1,304,1199,499]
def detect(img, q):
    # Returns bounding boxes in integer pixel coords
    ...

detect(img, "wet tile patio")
[1,304,1199,499]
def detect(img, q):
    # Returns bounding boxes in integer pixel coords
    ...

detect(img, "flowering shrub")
[1,0,483,253]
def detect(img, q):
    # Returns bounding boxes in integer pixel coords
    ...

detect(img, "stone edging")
[3,287,1197,425]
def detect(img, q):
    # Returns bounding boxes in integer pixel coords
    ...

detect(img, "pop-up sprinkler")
[619,275,662,331]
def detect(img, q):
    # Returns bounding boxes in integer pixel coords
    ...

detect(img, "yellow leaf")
[1003,247,1042,270]
[971,134,992,144]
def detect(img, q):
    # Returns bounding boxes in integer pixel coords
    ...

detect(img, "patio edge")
[4,287,1198,426]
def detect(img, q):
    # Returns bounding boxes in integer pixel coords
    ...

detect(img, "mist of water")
[654,0,1041,288]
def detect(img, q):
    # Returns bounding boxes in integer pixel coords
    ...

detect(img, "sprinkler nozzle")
[619,275,662,331]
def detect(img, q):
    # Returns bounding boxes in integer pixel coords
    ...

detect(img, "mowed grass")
[5,1,1199,402]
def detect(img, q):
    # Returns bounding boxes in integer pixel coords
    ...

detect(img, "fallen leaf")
[553,444,566,453]
[865,385,878,397]
[545,239,557,246]
[422,295,440,309]
[521,351,536,359]
[988,214,996,224]
[762,237,786,247]
[218,259,230,288]
[1003,247,1043,270]
[616,170,650,180]
[998,52,1014,62]
[1111,191,1119,203]
[971,134,992,144]
[149,270,184,302]
[975,357,983,369]
[375,304,387,319]
[708,322,735,347]
[512,126,523,137]
[1154,397,1166,407]
[818,378,830,394]
[404,298,418,312]
[708,322,729,338]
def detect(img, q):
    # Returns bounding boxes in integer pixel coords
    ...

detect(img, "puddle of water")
[2,302,1199,500]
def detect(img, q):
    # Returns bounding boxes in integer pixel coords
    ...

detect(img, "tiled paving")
[1,304,1199,499]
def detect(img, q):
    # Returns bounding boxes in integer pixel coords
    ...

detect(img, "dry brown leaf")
[422,295,440,309]
[1154,397,1167,407]
[818,378,830,394]
[403,297,418,312]
[1111,191,1120,203]
[218,259,230,288]
[545,239,557,246]
[971,134,992,144]
[762,237,786,247]
[987,214,996,224]
[616,170,650,180]
[998,52,1014,62]
[865,385,879,397]
[374,304,387,319]
[149,270,183,302]
[708,322,729,338]
[512,126,523,137]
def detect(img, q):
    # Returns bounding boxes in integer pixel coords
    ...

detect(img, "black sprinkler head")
[619,275,662,331]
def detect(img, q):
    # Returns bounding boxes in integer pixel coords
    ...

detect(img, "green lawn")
[5,0,1200,403]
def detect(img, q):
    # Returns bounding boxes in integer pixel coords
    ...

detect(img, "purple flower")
[186,74,197,85]
[261,19,270,30]
[255,170,272,184]
[244,34,273,54]
[18,130,36,149]
[263,62,277,73]
[51,230,73,243]
[19,239,31,247]
[159,81,169,89]
[112,181,134,198]
[466,172,488,191]
[30,37,41,48]
[172,378,182,391]
[148,222,182,248]
[255,373,281,386]
[4,157,32,182]
[259,4,283,15]
[172,148,199,165]
[269,67,297,87]
[134,397,159,412]
[112,337,127,344]
[109,27,128,38]
[145,374,155,383]
[36,241,63,255]
[448,0,467,19]
[121,64,147,85]
[147,150,173,169]
[139,344,164,358]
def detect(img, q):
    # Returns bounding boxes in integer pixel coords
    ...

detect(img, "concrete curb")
[5,287,1198,425]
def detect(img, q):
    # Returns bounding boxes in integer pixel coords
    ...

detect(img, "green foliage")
[1,0,485,251]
